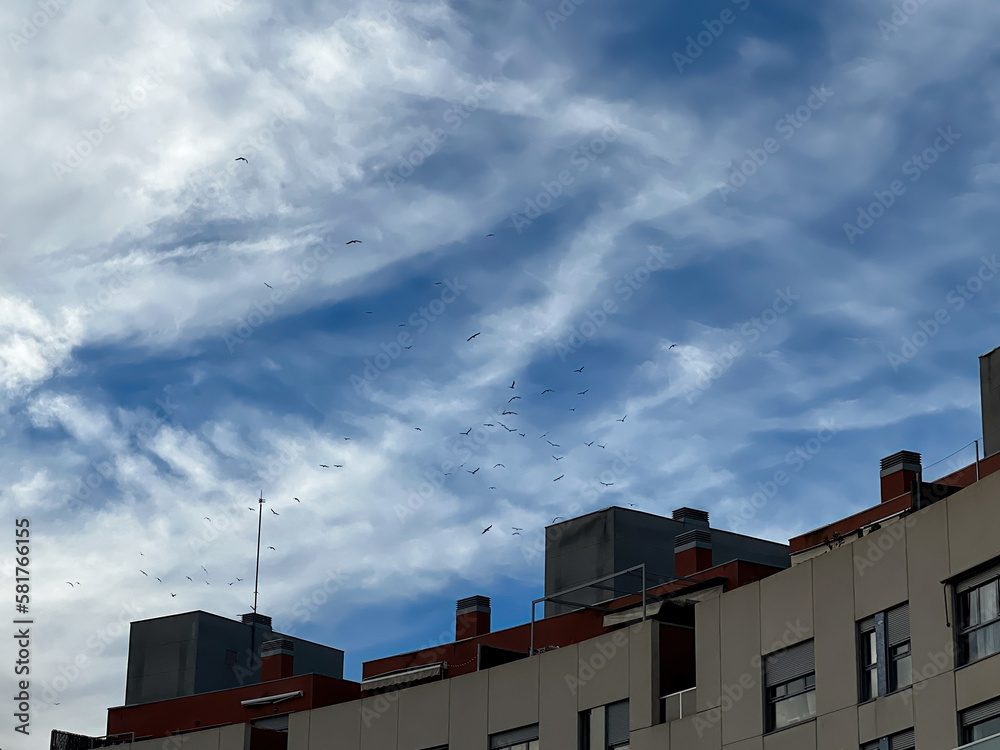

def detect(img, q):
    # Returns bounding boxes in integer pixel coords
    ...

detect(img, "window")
[578,710,590,750]
[606,700,629,749]
[489,724,539,750]
[857,603,911,702]
[764,640,816,732]
[962,696,1000,743]
[860,728,914,750]
[956,563,1000,666]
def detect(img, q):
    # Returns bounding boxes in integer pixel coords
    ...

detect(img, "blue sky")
[2,0,1000,743]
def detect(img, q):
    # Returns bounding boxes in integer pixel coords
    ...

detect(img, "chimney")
[672,507,710,528]
[241,612,273,628]
[260,638,294,681]
[981,347,1000,458]
[879,451,921,503]
[674,529,712,577]
[456,595,491,640]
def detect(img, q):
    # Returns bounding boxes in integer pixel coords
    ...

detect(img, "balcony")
[956,733,1000,750]
[661,687,696,722]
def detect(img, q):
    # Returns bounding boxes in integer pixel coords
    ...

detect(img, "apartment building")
[52,348,1000,750]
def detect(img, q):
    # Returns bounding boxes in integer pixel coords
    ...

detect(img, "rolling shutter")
[956,561,1000,593]
[490,724,539,749]
[890,728,915,750]
[606,700,629,746]
[886,603,910,646]
[962,696,1000,726]
[765,640,814,686]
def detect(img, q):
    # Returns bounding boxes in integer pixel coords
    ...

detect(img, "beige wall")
[812,543,856,716]
[488,652,539,733]
[397,680,449,750]
[947,468,1000,574]
[539,642,580,748]
[696,595,723,712]
[853,517,909,619]
[760,558,813,652]
[718,582,762,745]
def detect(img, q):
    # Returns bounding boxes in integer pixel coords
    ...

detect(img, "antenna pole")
[250,490,264,676]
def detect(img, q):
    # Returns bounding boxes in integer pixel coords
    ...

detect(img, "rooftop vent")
[879,451,921,504]
[880,450,922,473]
[456,595,491,639]
[672,507,710,528]
[456,595,491,614]
[241,612,273,627]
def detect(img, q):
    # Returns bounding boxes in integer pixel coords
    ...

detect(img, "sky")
[2,0,1000,744]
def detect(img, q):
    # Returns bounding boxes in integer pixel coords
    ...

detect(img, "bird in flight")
[414,427,422,431]
[539,432,548,438]
[268,546,276,550]
[404,345,412,349]
[512,527,523,531]
[270,509,279,515]
[201,567,209,574]
[578,389,589,395]
[509,380,515,389]
[171,593,177,597]
[574,366,585,373]
[668,344,677,349]
[541,389,554,394]
[333,464,343,468]
[597,443,607,449]
[346,239,362,244]
[365,311,373,315]
[600,482,614,486]
[482,525,492,533]
[248,507,255,511]
[486,233,495,237]
[488,486,496,490]
[617,415,627,422]
[294,497,300,503]
[502,411,517,416]
[319,464,329,468]
[235,156,248,162]
[552,456,563,461]
[264,282,273,289]
[483,423,494,427]
[554,475,564,481]
[66,582,74,587]
[584,441,594,446]
[156,577,162,583]
[203,517,211,521]
[236,577,243,581]
[512,531,521,536]
[467,332,481,341]
[494,463,505,468]
[547,441,560,447]
[140,570,148,576]
[552,516,564,522]
[468,467,480,474]
[460,428,472,435]
[508,396,521,403]
[185,576,193,581]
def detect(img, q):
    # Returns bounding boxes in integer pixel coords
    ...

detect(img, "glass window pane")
[862,667,878,701]
[970,714,1000,741]
[960,589,980,629]
[891,654,912,691]
[773,690,817,729]
[981,580,999,622]
[891,642,910,657]
[861,630,877,666]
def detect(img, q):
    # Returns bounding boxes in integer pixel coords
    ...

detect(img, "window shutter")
[606,700,629,746]
[956,561,1000,593]
[886,603,910,646]
[962,696,1000,726]
[764,640,814,686]
[890,728,915,750]
[490,724,539,749]
[859,615,876,632]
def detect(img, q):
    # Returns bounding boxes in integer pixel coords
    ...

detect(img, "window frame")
[856,603,911,703]
[764,640,816,732]
[957,575,1000,666]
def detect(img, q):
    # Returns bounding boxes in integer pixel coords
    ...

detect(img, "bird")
[248,507,255,511]
[552,517,564,522]
[502,411,517,416]
[616,415,627,422]
[468,467,480,474]
[235,156,248,162]
[541,389,554,394]
[584,441,594,446]
[319,464,329,468]
[185,576,193,581]
[229,582,234,585]
[597,443,607,449]
[66,582,74,587]
[156,577,162,583]
[294,497,300,503]
[512,527,523,531]
[140,570,148,576]
[574,366,585,373]
[170,593,176,597]
[668,344,677,349]
[509,380,515,389]
[263,282,273,289]
[414,427,422,431]
[568,408,576,412]
[494,463,505,468]
[547,441,560,447]
[270,509,279,515]
[508,396,521,403]
[467,332,481,341]
[553,456,563,461]
[346,239,362,244]
[404,345,413,349]
[578,389,589,395]
[205,581,211,585]
[482,525,492,533]
[554,475,564,481]
[201,567,209,574]
[518,433,525,437]
[512,531,521,536]
[539,432,548,438]
[398,323,406,326]
[600,482,614,486]
[483,423,494,427]
[365,311,373,314]
[344,437,351,440]
[486,233,495,237]
[139,551,144,556]
[236,578,243,581]
[203,517,211,521]
[460,428,472,435]
[488,486,497,490]
[268,546,276,550]
[333,464,343,468]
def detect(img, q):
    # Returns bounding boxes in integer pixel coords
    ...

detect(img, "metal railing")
[51,730,134,750]
[661,686,696,722]
[954,733,1000,750]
